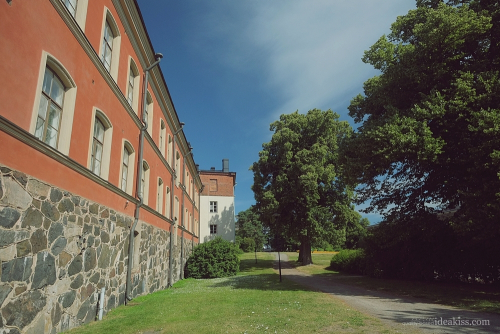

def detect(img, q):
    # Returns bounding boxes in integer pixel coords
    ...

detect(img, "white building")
[199,159,236,242]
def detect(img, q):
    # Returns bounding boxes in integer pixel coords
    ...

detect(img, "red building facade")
[0,1,200,332]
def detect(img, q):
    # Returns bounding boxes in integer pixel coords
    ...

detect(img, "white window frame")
[145,91,154,136]
[165,187,171,219]
[210,201,218,213]
[168,134,173,167]
[157,178,164,215]
[30,52,77,155]
[159,119,166,157]
[175,150,180,186]
[141,161,150,205]
[119,140,135,195]
[62,0,89,31]
[87,109,113,180]
[99,8,121,80]
[126,57,140,113]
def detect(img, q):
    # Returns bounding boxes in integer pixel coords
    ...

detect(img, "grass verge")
[66,253,401,334]
[287,252,500,315]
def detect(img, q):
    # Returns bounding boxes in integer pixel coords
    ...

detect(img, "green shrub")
[330,249,365,274]
[185,237,240,279]
[240,237,256,253]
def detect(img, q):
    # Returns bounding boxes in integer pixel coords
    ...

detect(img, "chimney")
[210,167,215,171]
[222,159,229,173]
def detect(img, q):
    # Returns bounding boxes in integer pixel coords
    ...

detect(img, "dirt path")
[273,253,500,333]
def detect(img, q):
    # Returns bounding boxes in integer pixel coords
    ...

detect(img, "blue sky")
[137,0,417,224]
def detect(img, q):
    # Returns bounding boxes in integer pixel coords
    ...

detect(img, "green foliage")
[252,109,358,265]
[240,237,256,253]
[184,237,240,279]
[346,0,500,282]
[312,240,334,252]
[235,206,266,252]
[345,216,369,249]
[330,249,366,274]
[362,214,500,283]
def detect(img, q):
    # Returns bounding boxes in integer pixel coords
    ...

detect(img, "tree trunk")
[299,237,313,265]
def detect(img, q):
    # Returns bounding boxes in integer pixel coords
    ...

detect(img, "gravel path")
[273,253,500,333]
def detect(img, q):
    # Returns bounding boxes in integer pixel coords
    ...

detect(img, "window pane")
[34,118,45,140]
[104,23,112,42]
[51,76,64,106]
[103,47,112,71]
[121,166,128,191]
[94,119,105,142]
[94,141,103,161]
[129,70,134,85]
[104,27,109,42]
[123,148,129,164]
[45,126,58,148]
[92,159,101,175]
[42,68,53,94]
[48,104,61,129]
[128,87,133,104]
[64,0,77,17]
[37,95,49,118]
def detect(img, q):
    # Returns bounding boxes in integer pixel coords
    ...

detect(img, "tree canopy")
[346,0,500,221]
[252,109,357,265]
[345,0,500,280]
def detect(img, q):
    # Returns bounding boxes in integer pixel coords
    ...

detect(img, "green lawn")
[287,252,500,315]
[66,253,402,334]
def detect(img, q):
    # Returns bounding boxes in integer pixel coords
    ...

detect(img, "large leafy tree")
[252,109,355,265]
[346,0,500,275]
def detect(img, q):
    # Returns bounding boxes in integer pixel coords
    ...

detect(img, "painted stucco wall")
[200,195,235,243]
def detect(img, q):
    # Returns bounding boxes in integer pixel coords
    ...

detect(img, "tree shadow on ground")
[207,273,311,292]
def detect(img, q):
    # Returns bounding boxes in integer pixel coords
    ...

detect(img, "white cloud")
[197,0,415,123]
[243,1,416,119]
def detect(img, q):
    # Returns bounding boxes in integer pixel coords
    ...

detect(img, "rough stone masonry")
[0,164,192,333]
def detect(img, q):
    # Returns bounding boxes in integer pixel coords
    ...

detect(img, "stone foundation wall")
[0,165,196,333]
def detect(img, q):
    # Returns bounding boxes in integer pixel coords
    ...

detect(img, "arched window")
[120,141,135,194]
[157,178,164,214]
[31,53,77,155]
[159,119,166,157]
[127,58,140,112]
[100,9,121,79]
[35,67,65,149]
[165,186,171,218]
[140,160,150,205]
[168,134,173,166]
[88,109,113,180]
[145,91,153,135]
[121,146,130,191]
[175,150,181,186]
[101,20,114,72]
[90,117,105,175]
